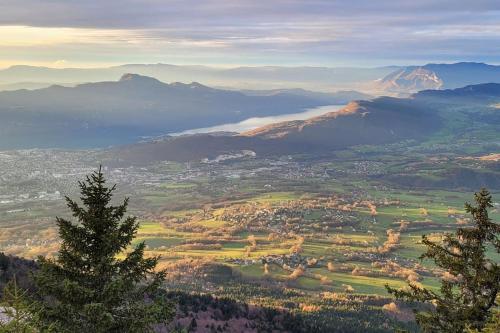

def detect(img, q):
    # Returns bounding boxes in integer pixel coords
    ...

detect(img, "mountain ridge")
[111,97,443,164]
[0,74,354,149]
[378,62,500,94]
[0,63,398,92]
[110,82,500,164]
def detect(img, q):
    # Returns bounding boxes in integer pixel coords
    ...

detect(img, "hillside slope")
[244,98,440,147]
[112,97,443,164]
[112,82,500,165]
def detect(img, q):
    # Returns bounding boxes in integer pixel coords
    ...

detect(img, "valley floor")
[0,140,499,331]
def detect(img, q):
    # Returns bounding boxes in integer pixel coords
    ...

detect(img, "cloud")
[0,1,499,66]
[1,1,498,30]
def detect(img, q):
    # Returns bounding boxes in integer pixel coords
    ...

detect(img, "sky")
[0,0,499,68]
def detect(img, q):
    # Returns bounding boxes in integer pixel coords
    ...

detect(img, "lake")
[171,104,346,136]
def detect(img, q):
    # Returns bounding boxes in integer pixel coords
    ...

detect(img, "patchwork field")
[0,141,498,332]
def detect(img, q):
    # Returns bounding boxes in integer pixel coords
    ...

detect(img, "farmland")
[0,140,498,331]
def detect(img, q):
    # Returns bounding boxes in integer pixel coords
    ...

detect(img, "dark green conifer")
[35,167,173,332]
[0,276,39,333]
[387,188,500,332]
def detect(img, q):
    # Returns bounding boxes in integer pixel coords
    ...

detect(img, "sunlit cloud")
[0,1,499,67]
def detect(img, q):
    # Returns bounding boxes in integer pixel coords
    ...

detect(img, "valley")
[0,78,499,331]
[0,130,498,331]
[2,2,500,331]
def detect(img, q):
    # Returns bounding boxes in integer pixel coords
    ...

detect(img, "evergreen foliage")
[34,167,173,332]
[466,308,500,333]
[387,189,500,332]
[0,276,39,333]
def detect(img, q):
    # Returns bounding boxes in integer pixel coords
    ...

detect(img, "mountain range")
[0,74,365,149]
[377,62,500,94]
[1,62,500,152]
[110,99,439,164]
[237,88,372,104]
[2,62,499,96]
[0,64,396,92]
[110,82,500,164]
[416,82,500,100]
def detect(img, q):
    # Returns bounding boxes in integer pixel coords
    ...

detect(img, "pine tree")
[467,308,500,333]
[0,276,39,333]
[0,253,9,271]
[188,317,197,332]
[387,188,500,332]
[35,167,174,332]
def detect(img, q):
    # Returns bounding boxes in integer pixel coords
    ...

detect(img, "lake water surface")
[171,104,346,136]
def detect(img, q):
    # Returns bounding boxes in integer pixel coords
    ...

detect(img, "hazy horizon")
[2,60,500,71]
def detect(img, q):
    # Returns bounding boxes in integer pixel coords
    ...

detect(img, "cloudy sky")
[0,0,499,68]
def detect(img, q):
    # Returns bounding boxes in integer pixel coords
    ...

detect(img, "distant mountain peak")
[425,61,488,68]
[378,62,500,94]
[170,81,209,89]
[119,73,162,84]
[188,81,206,88]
